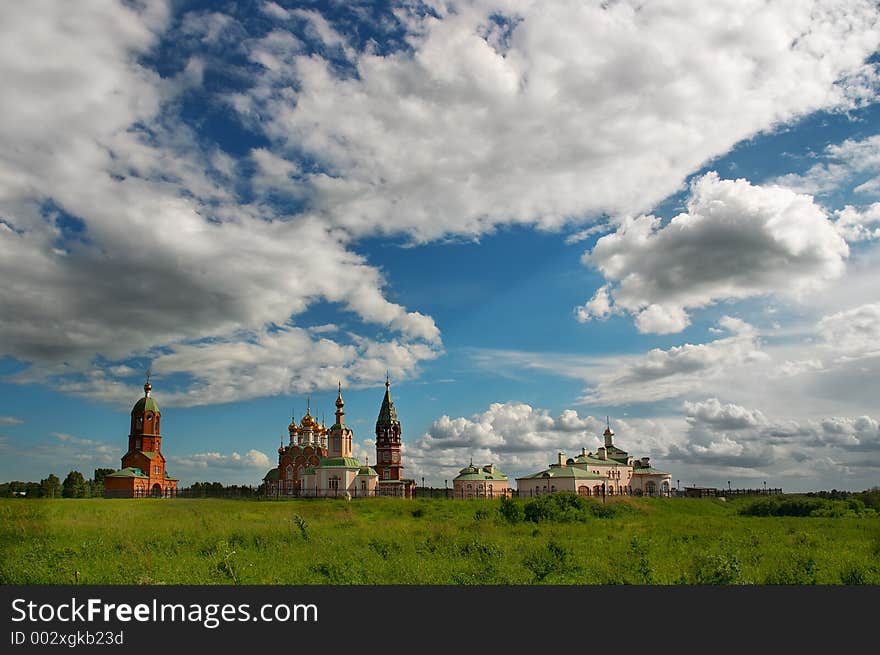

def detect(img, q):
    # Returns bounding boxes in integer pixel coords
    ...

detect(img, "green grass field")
[2,495,878,585]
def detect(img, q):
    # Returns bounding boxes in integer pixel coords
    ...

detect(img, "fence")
[264,487,411,499]
[681,487,783,498]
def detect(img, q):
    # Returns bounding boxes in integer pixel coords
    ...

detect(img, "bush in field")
[473,508,491,521]
[738,496,875,517]
[839,564,879,585]
[498,497,525,524]
[765,554,818,585]
[854,487,880,511]
[523,541,572,581]
[524,493,590,523]
[690,552,743,585]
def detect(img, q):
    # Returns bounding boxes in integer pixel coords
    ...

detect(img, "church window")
[329,477,339,490]
[154,465,160,475]
[286,464,295,481]
[135,438,142,450]
[136,417,143,429]
[391,451,399,463]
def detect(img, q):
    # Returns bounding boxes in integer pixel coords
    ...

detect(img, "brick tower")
[104,372,178,498]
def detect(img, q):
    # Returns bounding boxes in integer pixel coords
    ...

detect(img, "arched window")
[578,486,589,496]
[285,464,294,480]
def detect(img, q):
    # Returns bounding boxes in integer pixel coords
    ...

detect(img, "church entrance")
[151,483,162,498]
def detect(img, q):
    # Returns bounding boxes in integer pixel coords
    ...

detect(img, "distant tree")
[62,470,87,498]
[2,481,41,497]
[40,474,62,498]
[90,468,115,497]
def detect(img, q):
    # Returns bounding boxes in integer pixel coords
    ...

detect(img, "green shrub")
[765,555,817,584]
[498,497,524,524]
[473,508,491,521]
[523,541,571,581]
[738,496,869,517]
[691,552,743,585]
[523,493,590,523]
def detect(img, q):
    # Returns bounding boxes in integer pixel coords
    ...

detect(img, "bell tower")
[129,371,162,454]
[604,416,614,449]
[328,382,353,458]
[375,374,403,480]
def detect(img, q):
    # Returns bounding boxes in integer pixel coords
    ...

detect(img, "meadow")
[1,494,878,585]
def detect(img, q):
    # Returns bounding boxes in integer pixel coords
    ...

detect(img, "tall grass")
[1,495,877,585]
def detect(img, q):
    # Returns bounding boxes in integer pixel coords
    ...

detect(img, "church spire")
[377,375,399,427]
[144,367,152,397]
[603,416,614,448]
[334,381,345,426]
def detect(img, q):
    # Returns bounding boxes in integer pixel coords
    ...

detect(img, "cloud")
[577,173,848,333]
[169,449,272,472]
[2,0,879,412]
[0,1,440,405]
[816,302,880,358]
[684,398,768,430]
[772,134,880,197]
[581,316,771,404]
[409,396,880,489]
[671,399,880,472]
[0,416,23,426]
[406,401,678,482]
[238,0,880,242]
[834,203,880,242]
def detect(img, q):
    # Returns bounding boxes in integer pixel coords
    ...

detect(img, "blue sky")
[2,1,880,492]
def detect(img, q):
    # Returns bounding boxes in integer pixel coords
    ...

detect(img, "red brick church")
[104,375,178,498]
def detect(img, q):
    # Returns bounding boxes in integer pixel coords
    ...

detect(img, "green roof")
[358,466,377,476]
[106,467,149,479]
[319,456,361,468]
[376,380,400,429]
[517,466,605,480]
[632,467,670,475]
[131,396,160,415]
[453,465,508,481]
[573,455,622,466]
[263,468,279,481]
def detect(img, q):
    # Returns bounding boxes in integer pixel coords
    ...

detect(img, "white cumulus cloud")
[577,173,848,333]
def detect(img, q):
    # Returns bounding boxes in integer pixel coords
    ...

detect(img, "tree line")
[0,471,261,498]
[0,468,116,498]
